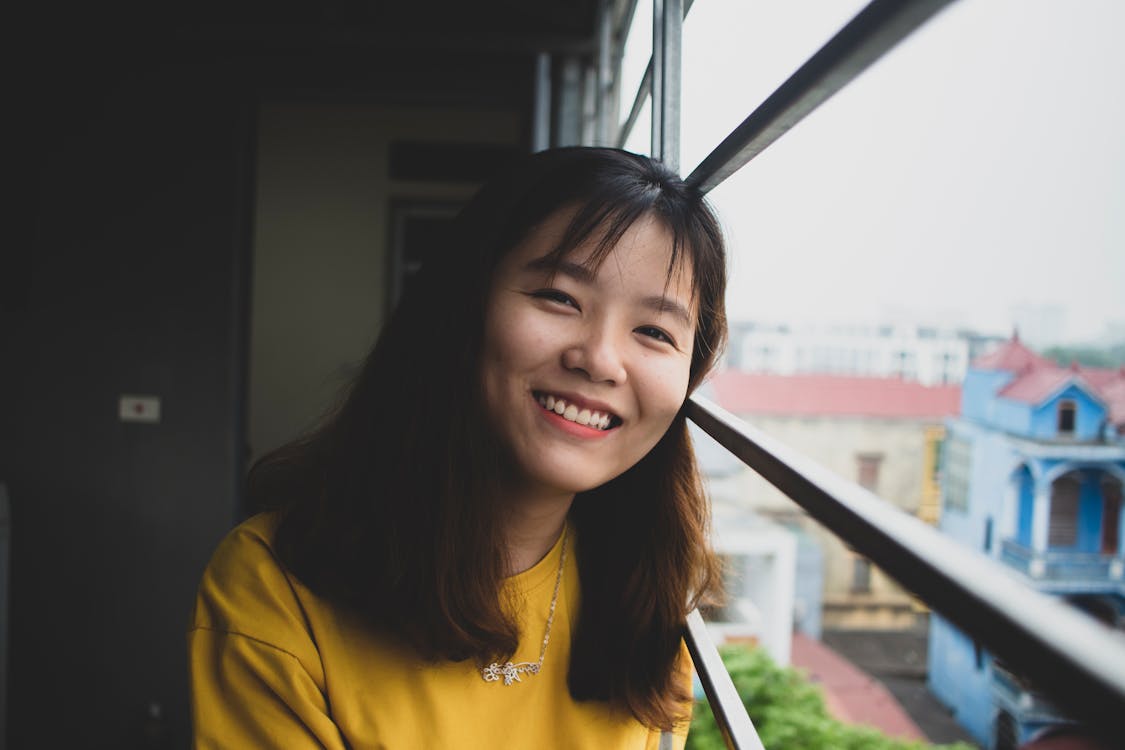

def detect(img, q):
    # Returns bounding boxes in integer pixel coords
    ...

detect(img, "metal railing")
[635,1,962,746]
[685,397,1125,745]
[626,0,1125,746]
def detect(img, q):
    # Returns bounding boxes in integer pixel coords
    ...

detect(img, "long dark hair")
[250,147,727,729]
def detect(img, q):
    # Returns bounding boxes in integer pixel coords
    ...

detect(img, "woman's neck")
[503,488,574,575]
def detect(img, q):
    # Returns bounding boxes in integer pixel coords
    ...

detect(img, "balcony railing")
[1001,539,1125,589]
[684,396,1125,746]
[620,0,1125,747]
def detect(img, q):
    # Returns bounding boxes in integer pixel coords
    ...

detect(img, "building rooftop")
[710,371,961,419]
[790,632,929,743]
[971,332,1055,372]
[997,366,1103,405]
[817,627,982,747]
[973,334,1125,430]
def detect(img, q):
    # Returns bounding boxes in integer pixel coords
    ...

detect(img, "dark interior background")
[6,2,600,746]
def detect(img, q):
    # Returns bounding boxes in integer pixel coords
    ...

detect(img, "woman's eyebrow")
[641,295,693,330]
[523,256,596,283]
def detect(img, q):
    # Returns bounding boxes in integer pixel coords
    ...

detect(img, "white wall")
[249,101,522,459]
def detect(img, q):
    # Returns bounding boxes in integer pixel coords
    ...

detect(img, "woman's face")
[479,208,696,498]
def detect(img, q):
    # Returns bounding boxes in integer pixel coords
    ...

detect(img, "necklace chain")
[480,527,568,686]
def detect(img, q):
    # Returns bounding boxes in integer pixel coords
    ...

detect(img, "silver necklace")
[481,527,568,686]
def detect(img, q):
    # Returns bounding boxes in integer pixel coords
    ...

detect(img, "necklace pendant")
[482,660,540,685]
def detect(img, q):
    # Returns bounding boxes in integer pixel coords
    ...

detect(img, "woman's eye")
[636,326,675,346]
[531,289,579,308]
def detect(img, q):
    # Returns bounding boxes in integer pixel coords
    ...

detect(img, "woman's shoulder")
[190,511,315,648]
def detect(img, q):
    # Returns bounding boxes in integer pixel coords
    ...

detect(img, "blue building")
[927,335,1125,749]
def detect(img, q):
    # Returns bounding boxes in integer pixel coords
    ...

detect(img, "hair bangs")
[536,198,701,313]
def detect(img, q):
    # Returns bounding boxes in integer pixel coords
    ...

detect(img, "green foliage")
[685,644,976,750]
[1042,344,1125,369]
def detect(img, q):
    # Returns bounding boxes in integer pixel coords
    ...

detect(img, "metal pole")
[685,609,767,750]
[582,64,598,146]
[651,0,682,170]
[531,52,551,152]
[649,0,663,160]
[686,0,955,193]
[554,56,583,148]
[595,0,612,146]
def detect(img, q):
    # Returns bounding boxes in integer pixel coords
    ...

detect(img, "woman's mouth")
[533,391,622,431]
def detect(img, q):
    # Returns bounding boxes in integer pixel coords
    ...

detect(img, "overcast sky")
[623,0,1125,344]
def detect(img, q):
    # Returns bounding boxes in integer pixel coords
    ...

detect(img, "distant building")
[926,334,1125,750]
[692,420,799,664]
[710,371,960,630]
[726,321,971,385]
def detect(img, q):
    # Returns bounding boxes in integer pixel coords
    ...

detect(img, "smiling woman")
[481,210,696,510]
[188,147,728,749]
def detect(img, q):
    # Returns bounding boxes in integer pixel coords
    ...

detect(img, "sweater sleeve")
[188,515,348,750]
[189,628,348,749]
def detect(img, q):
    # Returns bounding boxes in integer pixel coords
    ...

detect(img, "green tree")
[686,645,976,750]
[1042,344,1125,369]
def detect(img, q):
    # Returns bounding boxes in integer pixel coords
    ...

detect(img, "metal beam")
[618,60,652,149]
[595,1,613,146]
[532,53,551,152]
[685,609,766,750]
[686,0,956,193]
[686,394,1125,744]
[650,0,683,169]
[554,56,584,147]
[616,0,693,150]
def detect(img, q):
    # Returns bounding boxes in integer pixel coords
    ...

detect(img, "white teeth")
[537,393,616,430]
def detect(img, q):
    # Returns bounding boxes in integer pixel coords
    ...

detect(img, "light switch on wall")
[119,395,161,424]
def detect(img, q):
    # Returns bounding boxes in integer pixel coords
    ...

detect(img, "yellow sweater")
[188,513,689,749]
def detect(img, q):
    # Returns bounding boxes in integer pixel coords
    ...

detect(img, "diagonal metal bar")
[618,59,653,148]
[685,609,766,750]
[686,0,956,193]
[686,394,1125,745]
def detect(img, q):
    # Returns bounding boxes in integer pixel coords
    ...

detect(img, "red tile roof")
[1102,379,1125,428]
[971,333,1054,372]
[790,632,926,742]
[972,335,1125,428]
[710,371,961,419]
[996,367,1102,405]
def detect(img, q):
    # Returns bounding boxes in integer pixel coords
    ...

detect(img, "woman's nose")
[561,327,628,385]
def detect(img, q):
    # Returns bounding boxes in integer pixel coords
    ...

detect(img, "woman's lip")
[536,402,616,438]
[532,389,621,419]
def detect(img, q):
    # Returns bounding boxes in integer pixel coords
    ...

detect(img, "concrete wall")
[962,368,1014,423]
[727,413,940,628]
[927,613,995,747]
[249,101,522,459]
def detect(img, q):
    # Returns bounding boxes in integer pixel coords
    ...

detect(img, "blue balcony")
[1000,539,1125,594]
